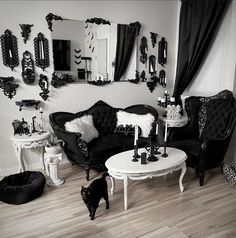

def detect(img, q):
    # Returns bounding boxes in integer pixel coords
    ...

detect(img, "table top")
[105,147,187,174]
[11,131,50,142]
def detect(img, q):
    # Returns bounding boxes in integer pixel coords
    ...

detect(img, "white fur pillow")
[64,115,99,143]
[116,111,155,137]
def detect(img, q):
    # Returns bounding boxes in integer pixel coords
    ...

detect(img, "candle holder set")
[157,91,176,111]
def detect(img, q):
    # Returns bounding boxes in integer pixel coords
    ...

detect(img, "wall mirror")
[51,19,138,84]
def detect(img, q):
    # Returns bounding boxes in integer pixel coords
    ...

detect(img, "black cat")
[81,173,109,220]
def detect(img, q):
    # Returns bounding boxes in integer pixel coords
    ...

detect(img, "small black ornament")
[19,24,33,44]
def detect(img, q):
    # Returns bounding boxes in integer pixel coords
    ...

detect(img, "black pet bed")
[0,171,46,205]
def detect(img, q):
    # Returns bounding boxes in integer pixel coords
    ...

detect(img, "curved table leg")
[179,162,186,192]
[41,146,45,170]
[110,176,115,194]
[13,143,24,172]
[124,175,128,210]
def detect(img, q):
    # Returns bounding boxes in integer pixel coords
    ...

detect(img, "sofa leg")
[85,167,90,181]
[199,171,205,186]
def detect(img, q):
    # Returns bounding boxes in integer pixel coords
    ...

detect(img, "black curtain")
[114,24,137,81]
[173,0,231,100]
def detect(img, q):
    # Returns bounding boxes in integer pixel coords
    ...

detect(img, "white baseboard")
[0,159,69,177]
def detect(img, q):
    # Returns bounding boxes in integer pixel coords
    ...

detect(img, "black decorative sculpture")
[146,76,158,93]
[140,70,147,82]
[85,17,110,25]
[88,80,111,86]
[21,51,35,85]
[130,21,141,36]
[149,55,156,76]
[0,76,19,99]
[39,74,49,101]
[51,72,74,88]
[150,32,158,48]
[158,37,167,66]
[15,100,41,111]
[140,36,148,65]
[45,13,63,31]
[128,70,140,84]
[159,69,166,87]
[34,33,50,71]
[0,29,19,71]
[19,24,33,44]
[12,118,30,135]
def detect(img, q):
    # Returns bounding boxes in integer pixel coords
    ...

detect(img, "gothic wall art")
[39,74,49,101]
[21,51,35,85]
[0,76,19,99]
[0,29,19,71]
[19,24,33,44]
[34,32,50,71]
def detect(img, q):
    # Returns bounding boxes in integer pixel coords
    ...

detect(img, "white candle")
[134,125,138,145]
[155,124,158,135]
[39,107,43,113]
[9,50,12,58]
[164,77,167,84]
[164,120,168,142]
[41,41,44,60]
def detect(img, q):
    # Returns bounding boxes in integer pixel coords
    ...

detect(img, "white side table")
[45,152,64,186]
[11,131,50,172]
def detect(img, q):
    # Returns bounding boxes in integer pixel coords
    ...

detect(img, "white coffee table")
[105,147,187,210]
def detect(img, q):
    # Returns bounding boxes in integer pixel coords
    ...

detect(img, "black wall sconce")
[0,76,19,99]
[158,37,167,66]
[21,51,35,85]
[39,74,49,101]
[34,33,50,71]
[0,29,19,71]
[146,76,158,93]
[140,36,148,65]
[19,24,33,44]
[150,32,158,48]
[140,70,147,82]
[149,55,156,76]
[159,69,166,88]
[45,13,63,31]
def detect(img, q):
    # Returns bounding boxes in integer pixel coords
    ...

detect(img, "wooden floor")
[0,164,235,238]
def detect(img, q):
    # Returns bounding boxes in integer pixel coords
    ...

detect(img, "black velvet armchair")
[49,100,158,180]
[169,90,236,186]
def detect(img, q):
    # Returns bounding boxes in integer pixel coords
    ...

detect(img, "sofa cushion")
[64,115,99,143]
[116,111,155,137]
[114,125,141,136]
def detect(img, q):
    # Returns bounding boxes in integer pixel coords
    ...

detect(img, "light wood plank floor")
[0,164,235,238]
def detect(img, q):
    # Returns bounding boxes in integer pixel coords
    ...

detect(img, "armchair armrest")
[168,123,199,141]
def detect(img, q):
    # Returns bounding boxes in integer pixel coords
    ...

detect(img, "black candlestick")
[132,140,141,162]
[162,144,168,157]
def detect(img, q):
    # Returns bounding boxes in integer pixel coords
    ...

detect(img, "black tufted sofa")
[49,100,158,180]
[169,90,236,186]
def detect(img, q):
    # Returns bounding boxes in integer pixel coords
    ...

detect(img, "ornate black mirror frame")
[21,51,35,85]
[19,24,33,44]
[34,32,50,71]
[46,13,63,31]
[0,29,19,71]
[158,37,167,67]
[0,76,19,99]
[149,55,156,76]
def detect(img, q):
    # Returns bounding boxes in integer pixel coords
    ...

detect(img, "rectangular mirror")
[51,19,137,84]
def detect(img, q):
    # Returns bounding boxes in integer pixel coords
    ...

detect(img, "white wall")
[0,1,179,175]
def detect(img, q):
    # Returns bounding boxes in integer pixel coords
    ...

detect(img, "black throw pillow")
[114,124,141,136]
